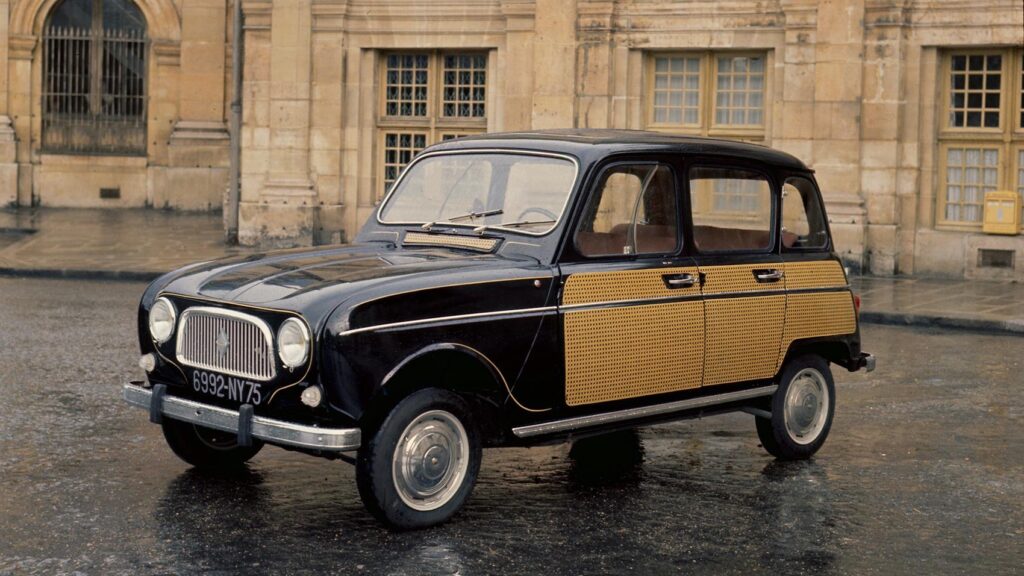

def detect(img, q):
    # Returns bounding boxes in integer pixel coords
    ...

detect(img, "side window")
[689,166,773,252]
[781,177,829,250]
[575,164,679,257]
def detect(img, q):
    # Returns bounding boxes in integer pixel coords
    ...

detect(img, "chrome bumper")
[861,353,876,372]
[122,383,361,452]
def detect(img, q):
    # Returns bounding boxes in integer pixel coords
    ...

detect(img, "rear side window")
[689,166,772,252]
[781,177,829,250]
[575,164,679,257]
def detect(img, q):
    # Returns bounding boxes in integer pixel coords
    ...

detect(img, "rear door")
[686,164,786,387]
[558,159,704,407]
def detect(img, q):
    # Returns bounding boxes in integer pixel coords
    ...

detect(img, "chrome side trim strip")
[511,385,778,438]
[559,293,702,312]
[337,306,558,337]
[123,384,361,452]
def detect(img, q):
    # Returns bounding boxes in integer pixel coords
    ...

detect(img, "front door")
[559,161,705,407]
[686,164,785,386]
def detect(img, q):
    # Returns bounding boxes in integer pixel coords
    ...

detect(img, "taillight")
[853,294,861,314]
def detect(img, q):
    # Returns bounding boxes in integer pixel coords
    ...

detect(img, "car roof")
[428,129,811,172]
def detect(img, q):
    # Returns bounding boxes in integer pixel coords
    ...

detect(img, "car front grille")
[175,307,277,381]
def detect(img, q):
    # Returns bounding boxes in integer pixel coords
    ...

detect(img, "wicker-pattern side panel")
[777,291,858,369]
[703,294,785,386]
[784,260,848,290]
[565,300,704,406]
[700,264,768,295]
[403,232,499,252]
[562,267,701,306]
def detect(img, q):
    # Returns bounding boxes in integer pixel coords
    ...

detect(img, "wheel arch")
[362,343,511,445]
[779,336,853,372]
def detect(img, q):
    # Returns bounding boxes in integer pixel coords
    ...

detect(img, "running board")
[511,385,778,439]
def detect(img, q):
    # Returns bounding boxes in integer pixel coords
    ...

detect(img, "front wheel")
[356,388,482,530]
[161,418,263,469]
[756,354,835,460]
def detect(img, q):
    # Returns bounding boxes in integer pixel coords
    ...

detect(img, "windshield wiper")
[421,209,504,231]
[471,219,556,234]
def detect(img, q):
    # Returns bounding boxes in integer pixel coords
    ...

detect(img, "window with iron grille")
[377,52,488,199]
[42,0,148,156]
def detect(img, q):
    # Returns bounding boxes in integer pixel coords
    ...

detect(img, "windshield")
[378,152,578,235]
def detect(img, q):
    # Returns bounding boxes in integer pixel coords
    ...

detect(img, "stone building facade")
[1,0,1022,278]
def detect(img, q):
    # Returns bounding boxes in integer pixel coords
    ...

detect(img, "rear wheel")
[356,388,481,530]
[161,418,263,469]
[756,354,835,460]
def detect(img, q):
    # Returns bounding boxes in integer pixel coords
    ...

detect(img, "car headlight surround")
[149,297,177,344]
[278,317,310,369]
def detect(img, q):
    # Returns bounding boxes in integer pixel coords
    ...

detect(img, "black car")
[125,129,874,529]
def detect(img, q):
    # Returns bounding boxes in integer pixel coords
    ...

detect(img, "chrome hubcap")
[392,410,468,511]
[783,368,829,445]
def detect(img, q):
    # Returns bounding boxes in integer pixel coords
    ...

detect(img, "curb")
[859,311,1024,335]
[0,267,161,283]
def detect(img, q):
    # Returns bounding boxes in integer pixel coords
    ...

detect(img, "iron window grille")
[41,0,148,156]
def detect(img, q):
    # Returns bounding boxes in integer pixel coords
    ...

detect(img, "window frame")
[376,50,489,199]
[571,160,683,261]
[685,161,778,256]
[936,48,1024,231]
[645,51,770,140]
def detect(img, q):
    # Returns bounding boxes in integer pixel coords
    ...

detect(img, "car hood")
[155,243,542,319]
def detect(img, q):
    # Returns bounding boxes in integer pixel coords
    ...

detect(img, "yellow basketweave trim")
[403,231,499,252]
[561,266,700,306]
[563,267,703,406]
[561,260,856,406]
[699,263,786,386]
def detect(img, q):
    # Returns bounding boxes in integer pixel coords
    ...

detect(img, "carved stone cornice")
[312,0,348,32]
[780,0,817,30]
[243,1,273,31]
[8,34,36,61]
[152,40,180,67]
[501,0,536,33]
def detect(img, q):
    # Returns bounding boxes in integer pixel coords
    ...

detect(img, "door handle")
[663,273,697,289]
[753,269,785,283]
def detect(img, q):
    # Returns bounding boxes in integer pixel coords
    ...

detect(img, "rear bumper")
[122,382,361,452]
[857,353,876,372]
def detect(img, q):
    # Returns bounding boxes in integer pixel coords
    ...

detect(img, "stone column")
[160,0,231,210]
[239,0,317,246]
[801,0,869,272]
[576,1,614,129]
[0,0,17,206]
[531,0,576,129]
[500,0,536,131]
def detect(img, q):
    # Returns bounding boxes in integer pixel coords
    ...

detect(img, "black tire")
[356,388,482,530]
[756,354,835,460]
[161,418,263,469]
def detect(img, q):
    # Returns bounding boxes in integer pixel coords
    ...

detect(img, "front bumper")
[123,383,361,452]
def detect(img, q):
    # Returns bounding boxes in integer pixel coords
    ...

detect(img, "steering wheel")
[516,207,558,222]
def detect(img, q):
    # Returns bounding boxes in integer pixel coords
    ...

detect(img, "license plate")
[190,369,264,405]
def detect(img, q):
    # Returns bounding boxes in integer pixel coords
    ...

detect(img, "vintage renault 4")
[124,129,874,529]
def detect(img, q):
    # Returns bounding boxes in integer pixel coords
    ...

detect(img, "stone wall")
[2,0,1023,278]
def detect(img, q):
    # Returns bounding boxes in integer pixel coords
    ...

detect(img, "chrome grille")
[175,307,276,381]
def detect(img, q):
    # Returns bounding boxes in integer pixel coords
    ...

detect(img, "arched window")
[42,0,148,155]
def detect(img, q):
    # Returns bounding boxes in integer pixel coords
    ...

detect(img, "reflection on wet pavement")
[1,277,1022,575]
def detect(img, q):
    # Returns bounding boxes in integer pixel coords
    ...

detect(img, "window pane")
[651,56,701,126]
[947,52,1002,128]
[713,55,766,127]
[943,146,997,223]
[380,131,427,196]
[380,153,576,235]
[383,53,429,118]
[690,167,772,251]
[441,53,487,119]
[782,179,828,250]
[1018,149,1024,225]
[576,165,679,257]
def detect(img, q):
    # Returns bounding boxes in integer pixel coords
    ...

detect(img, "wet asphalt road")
[0,277,1022,576]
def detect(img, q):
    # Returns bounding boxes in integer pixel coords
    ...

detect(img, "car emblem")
[215,328,230,357]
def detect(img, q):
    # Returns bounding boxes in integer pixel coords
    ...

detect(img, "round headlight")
[148,297,177,344]
[278,317,310,368]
